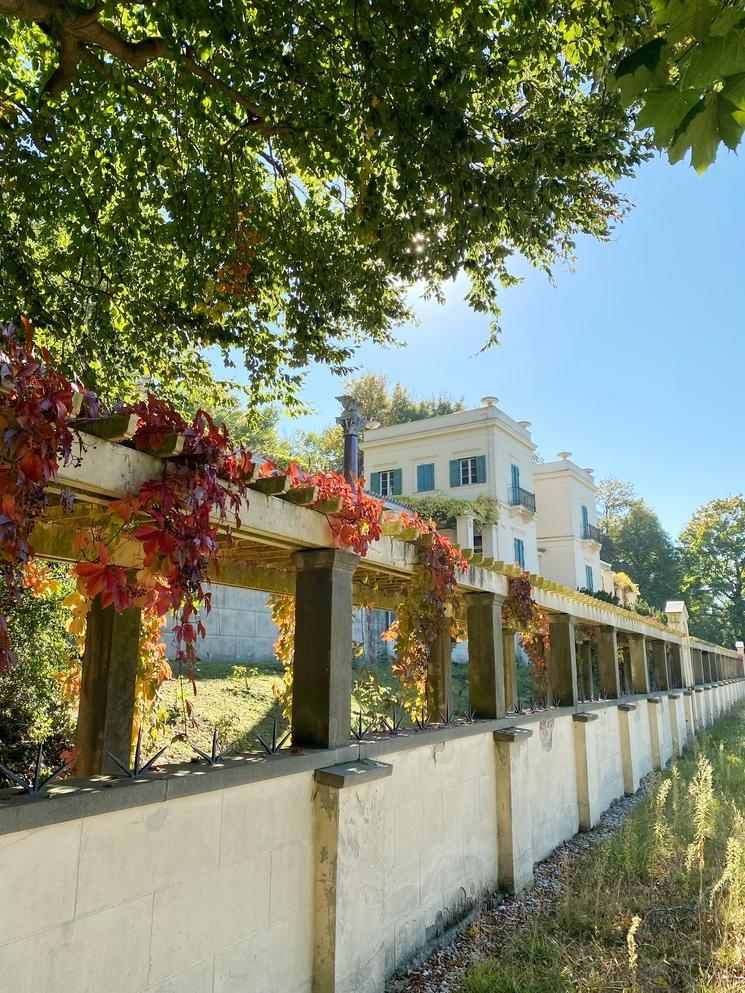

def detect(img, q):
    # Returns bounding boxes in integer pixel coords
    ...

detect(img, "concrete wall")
[166,586,391,665]
[2,681,744,993]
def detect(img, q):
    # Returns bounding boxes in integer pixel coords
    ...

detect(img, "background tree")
[601,500,682,609]
[680,495,745,645]
[0,1,648,402]
[596,476,639,532]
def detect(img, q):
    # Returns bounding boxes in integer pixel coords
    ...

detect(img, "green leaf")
[668,93,744,171]
[614,37,668,105]
[636,85,702,148]
[681,30,745,89]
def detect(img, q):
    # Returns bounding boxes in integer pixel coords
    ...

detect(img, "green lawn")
[151,658,473,763]
[458,707,745,993]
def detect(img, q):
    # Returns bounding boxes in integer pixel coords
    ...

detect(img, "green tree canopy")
[596,476,639,532]
[601,500,682,609]
[0,1,647,402]
[614,0,745,171]
[680,495,745,645]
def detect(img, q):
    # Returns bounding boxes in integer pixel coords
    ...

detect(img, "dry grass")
[459,708,745,993]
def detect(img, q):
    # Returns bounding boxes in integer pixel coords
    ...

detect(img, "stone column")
[493,728,534,892]
[75,594,142,776]
[618,702,642,795]
[313,760,392,993]
[683,689,695,739]
[481,524,498,560]
[455,513,475,550]
[548,615,578,707]
[702,651,712,684]
[627,634,650,694]
[576,636,593,702]
[467,593,506,719]
[647,697,664,771]
[667,694,683,756]
[595,627,621,699]
[651,641,670,691]
[426,613,453,721]
[692,648,705,685]
[573,712,602,830]
[668,643,684,689]
[502,631,518,712]
[292,548,358,749]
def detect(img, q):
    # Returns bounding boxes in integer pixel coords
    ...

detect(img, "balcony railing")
[508,485,536,513]
[582,523,602,542]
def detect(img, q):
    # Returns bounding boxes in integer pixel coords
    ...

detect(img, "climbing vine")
[503,572,552,701]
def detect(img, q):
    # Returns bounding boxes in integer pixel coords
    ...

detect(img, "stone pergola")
[29,425,744,775]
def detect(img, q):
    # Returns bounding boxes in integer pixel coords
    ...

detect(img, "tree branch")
[0,0,279,128]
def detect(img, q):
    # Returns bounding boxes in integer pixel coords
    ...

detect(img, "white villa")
[363,396,607,592]
[532,455,603,592]
[363,396,540,574]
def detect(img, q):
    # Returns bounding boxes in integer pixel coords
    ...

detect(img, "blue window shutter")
[450,459,461,487]
[582,505,589,529]
[511,464,520,491]
[585,565,594,592]
[476,455,486,484]
[370,471,381,495]
[392,468,402,495]
[417,463,434,492]
[514,538,525,568]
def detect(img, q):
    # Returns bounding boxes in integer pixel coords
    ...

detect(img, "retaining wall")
[1,681,744,993]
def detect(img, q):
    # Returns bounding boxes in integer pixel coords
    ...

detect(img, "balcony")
[508,485,536,514]
[582,523,602,543]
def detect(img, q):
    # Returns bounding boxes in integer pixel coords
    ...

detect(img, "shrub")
[0,567,77,777]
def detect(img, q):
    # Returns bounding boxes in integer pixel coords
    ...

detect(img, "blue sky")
[223,150,744,539]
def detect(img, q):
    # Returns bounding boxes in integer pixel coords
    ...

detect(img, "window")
[585,565,594,592]
[473,533,483,553]
[416,463,435,492]
[581,504,589,538]
[511,463,521,492]
[514,537,525,569]
[370,468,402,497]
[449,455,486,487]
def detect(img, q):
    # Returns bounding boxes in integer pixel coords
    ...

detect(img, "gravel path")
[386,779,651,993]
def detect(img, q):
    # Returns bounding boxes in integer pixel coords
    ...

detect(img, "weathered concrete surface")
[2,685,745,993]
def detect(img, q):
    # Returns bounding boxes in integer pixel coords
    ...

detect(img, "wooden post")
[75,595,142,776]
[595,627,621,698]
[548,615,578,707]
[466,593,506,719]
[292,548,358,749]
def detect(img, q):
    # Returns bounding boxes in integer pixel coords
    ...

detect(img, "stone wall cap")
[314,759,392,789]
[493,727,534,742]
[648,696,663,704]
[617,703,637,711]
[572,712,599,723]
[667,693,681,699]
[694,687,704,693]
[683,689,694,695]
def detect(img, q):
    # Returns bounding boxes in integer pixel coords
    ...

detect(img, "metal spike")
[0,744,70,795]
[106,729,168,778]
[257,712,290,755]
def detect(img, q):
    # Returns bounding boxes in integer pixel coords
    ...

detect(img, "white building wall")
[363,403,539,572]
[534,459,603,590]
